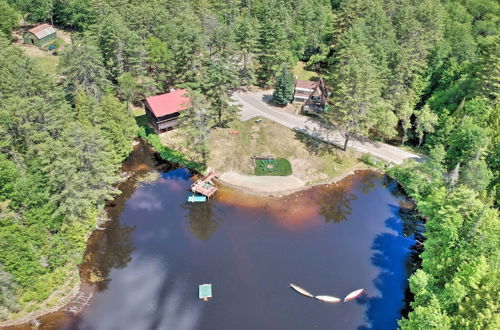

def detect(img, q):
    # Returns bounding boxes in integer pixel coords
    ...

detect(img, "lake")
[16,143,418,330]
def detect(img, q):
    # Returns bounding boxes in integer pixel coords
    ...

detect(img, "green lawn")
[254,158,292,176]
[32,54,59,75]
[293,61,320,81]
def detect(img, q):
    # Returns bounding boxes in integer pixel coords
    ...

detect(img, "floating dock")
[188,195,207,203]
[191,168,219,198]
[199,284,212,301]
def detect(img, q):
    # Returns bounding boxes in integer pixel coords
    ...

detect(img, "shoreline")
[216,165,373,197]
[0,274,82,328]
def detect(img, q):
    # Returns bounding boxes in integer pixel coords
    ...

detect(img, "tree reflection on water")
[81,220,135,291]
[182,201,223,240]
[317,185,357,224]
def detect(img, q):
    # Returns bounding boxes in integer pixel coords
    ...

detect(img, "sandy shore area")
[217,166,370,197]
[218,172,306,196]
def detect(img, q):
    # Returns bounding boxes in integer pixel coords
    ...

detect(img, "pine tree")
[272,67,294,105]
[59,42,110,100]
[180,91,213,163]
[202,58,240,127]
[257,14,291,86]
[326,21,383,150]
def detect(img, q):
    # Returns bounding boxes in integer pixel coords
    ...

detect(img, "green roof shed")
[23,24,56,47]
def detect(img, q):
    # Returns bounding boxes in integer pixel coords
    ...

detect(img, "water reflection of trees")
[359,207,415,330]
[182,201,223,240]
[358,172,379,194]
[81,220,135,291]
[317,186,357,224]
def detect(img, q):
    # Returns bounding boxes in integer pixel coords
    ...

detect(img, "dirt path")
[232,91,422,165]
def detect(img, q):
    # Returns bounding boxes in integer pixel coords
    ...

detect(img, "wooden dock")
[191,169,219,198]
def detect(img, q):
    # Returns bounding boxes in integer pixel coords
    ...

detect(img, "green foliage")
[399,186,499,330]
[138,126,205,172]
[59,42,110,100]
[0,264,19,321]
[179,91,214,163]
[325,20,383,150]
[0,1,19,37]
[272,67,294,105]
[254,158,292,176]
[0,34,134,316]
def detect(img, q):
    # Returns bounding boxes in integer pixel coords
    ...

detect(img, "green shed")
[23,24,56,47]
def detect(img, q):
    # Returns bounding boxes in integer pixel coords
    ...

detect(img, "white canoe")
[289,283,314,298]
[315,295,341,303]
[344,289,364,302]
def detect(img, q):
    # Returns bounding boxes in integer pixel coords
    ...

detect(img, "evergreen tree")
[180,91,213,163]
[272,66,294,105]
[326,21,382,150]
[257,13,291,86]
[202,58,240,127]
[59,42,110,100]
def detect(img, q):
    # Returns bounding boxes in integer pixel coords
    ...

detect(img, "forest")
[0,0,499,328]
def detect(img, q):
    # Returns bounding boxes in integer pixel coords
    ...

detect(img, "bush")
[254,158,292,176]
[138,126,206,172]
[360,153,376,166]
[360,153,386,169]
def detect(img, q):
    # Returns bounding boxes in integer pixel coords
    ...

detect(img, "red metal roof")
[145,89,190,117]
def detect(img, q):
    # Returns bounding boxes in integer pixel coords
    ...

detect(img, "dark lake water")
[14,143,418,330]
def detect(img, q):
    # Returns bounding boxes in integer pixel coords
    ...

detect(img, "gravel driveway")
[232,90,422,165]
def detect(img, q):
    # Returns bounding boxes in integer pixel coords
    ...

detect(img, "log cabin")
[144,89,190,133]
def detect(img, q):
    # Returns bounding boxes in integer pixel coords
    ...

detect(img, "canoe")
[315,295,341,303]
[289,283,314,298]
[343,289,364,302]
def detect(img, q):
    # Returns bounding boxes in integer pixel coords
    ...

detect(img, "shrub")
[360,153,376,166]
[138,126,205,172]
[254,158,292,176]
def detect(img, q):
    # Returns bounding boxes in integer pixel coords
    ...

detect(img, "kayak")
[289,283,314,298]
[343,289,364,302]
[315,295,341,303]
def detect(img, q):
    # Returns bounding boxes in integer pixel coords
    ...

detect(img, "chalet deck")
[191,169,219,198]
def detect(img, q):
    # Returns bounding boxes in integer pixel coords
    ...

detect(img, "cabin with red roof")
[144,89,190,133]
[294,78,329,114]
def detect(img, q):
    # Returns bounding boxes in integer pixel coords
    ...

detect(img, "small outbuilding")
[144,89,190,133]
[23,24,57,47]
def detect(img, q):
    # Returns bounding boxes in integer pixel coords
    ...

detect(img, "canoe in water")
[315,295,341,303]
[343,289,364,302]
[289,283,314,298]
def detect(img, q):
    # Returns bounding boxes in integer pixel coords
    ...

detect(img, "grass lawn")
[254,158,292,176]
[207,117,361,185]
[293,61,320,81]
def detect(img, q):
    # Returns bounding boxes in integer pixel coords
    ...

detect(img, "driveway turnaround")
[232,90,422,165]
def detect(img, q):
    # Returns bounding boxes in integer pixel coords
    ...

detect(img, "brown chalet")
[144,89,190,133]
[293,78,328,114]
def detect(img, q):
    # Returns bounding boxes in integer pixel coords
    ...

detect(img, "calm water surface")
[23,144,418,330]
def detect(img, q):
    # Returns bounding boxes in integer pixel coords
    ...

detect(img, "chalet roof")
[295,80,319,90]
[28,24,56,39]
[145,89,190,117]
